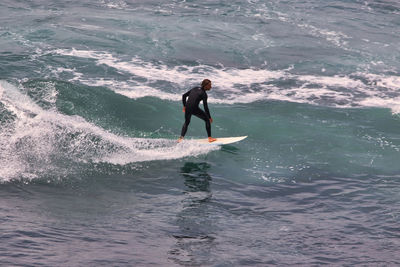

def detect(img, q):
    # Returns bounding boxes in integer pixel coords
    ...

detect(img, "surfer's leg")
[180,111,192,137]
[193,108,211,137]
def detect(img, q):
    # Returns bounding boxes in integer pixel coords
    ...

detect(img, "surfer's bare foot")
[177,136,184,143]
[208,137,217,143]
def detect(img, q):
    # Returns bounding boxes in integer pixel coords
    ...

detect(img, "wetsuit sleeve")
[203,94,211,119]
[182,90,190,107]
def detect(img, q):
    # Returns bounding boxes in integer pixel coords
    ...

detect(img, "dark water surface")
[1,0,400,265]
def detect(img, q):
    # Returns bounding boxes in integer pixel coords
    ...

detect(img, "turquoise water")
[1,0,400,265]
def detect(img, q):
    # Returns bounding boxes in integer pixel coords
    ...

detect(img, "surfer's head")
[201,79,212,90]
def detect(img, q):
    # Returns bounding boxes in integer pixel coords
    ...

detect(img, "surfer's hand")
[183,107,186,113]
[209,118,213,123]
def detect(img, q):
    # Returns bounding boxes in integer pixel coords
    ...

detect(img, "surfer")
[178,79,217,143]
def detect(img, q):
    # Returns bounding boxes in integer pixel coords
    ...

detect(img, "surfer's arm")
[182,90,190,107]
[203,95,211,120]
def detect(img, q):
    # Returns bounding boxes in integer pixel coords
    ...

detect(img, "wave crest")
[53,49,400,113]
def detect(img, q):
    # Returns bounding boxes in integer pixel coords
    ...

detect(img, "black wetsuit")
[180,86,211,137]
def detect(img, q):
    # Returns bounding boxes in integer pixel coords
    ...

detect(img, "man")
[178,79,217,143]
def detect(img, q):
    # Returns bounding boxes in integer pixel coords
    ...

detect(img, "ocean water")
[1,0,400,265]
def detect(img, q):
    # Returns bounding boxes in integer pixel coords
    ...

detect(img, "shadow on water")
[181,162,212,195]
[168,162,216,266]
[220,144,240,154]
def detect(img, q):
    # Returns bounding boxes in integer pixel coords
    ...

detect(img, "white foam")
[0,81,217,182]
[359,96,400,114]
[297,75,364,89]
[102,139,218,165]
[53,48,287,102]
[100,0,128,9]
[48,66,84,81]
[54,48,285,87]
[297,23,350,48]
[64,24,103,31]
[115,86,178,101]
[364,74,400,91]
[53,49,400,112]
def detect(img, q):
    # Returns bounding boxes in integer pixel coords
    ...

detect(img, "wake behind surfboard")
[193,136,247,145]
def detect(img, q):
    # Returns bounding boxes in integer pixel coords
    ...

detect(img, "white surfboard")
[193,136,247,145]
